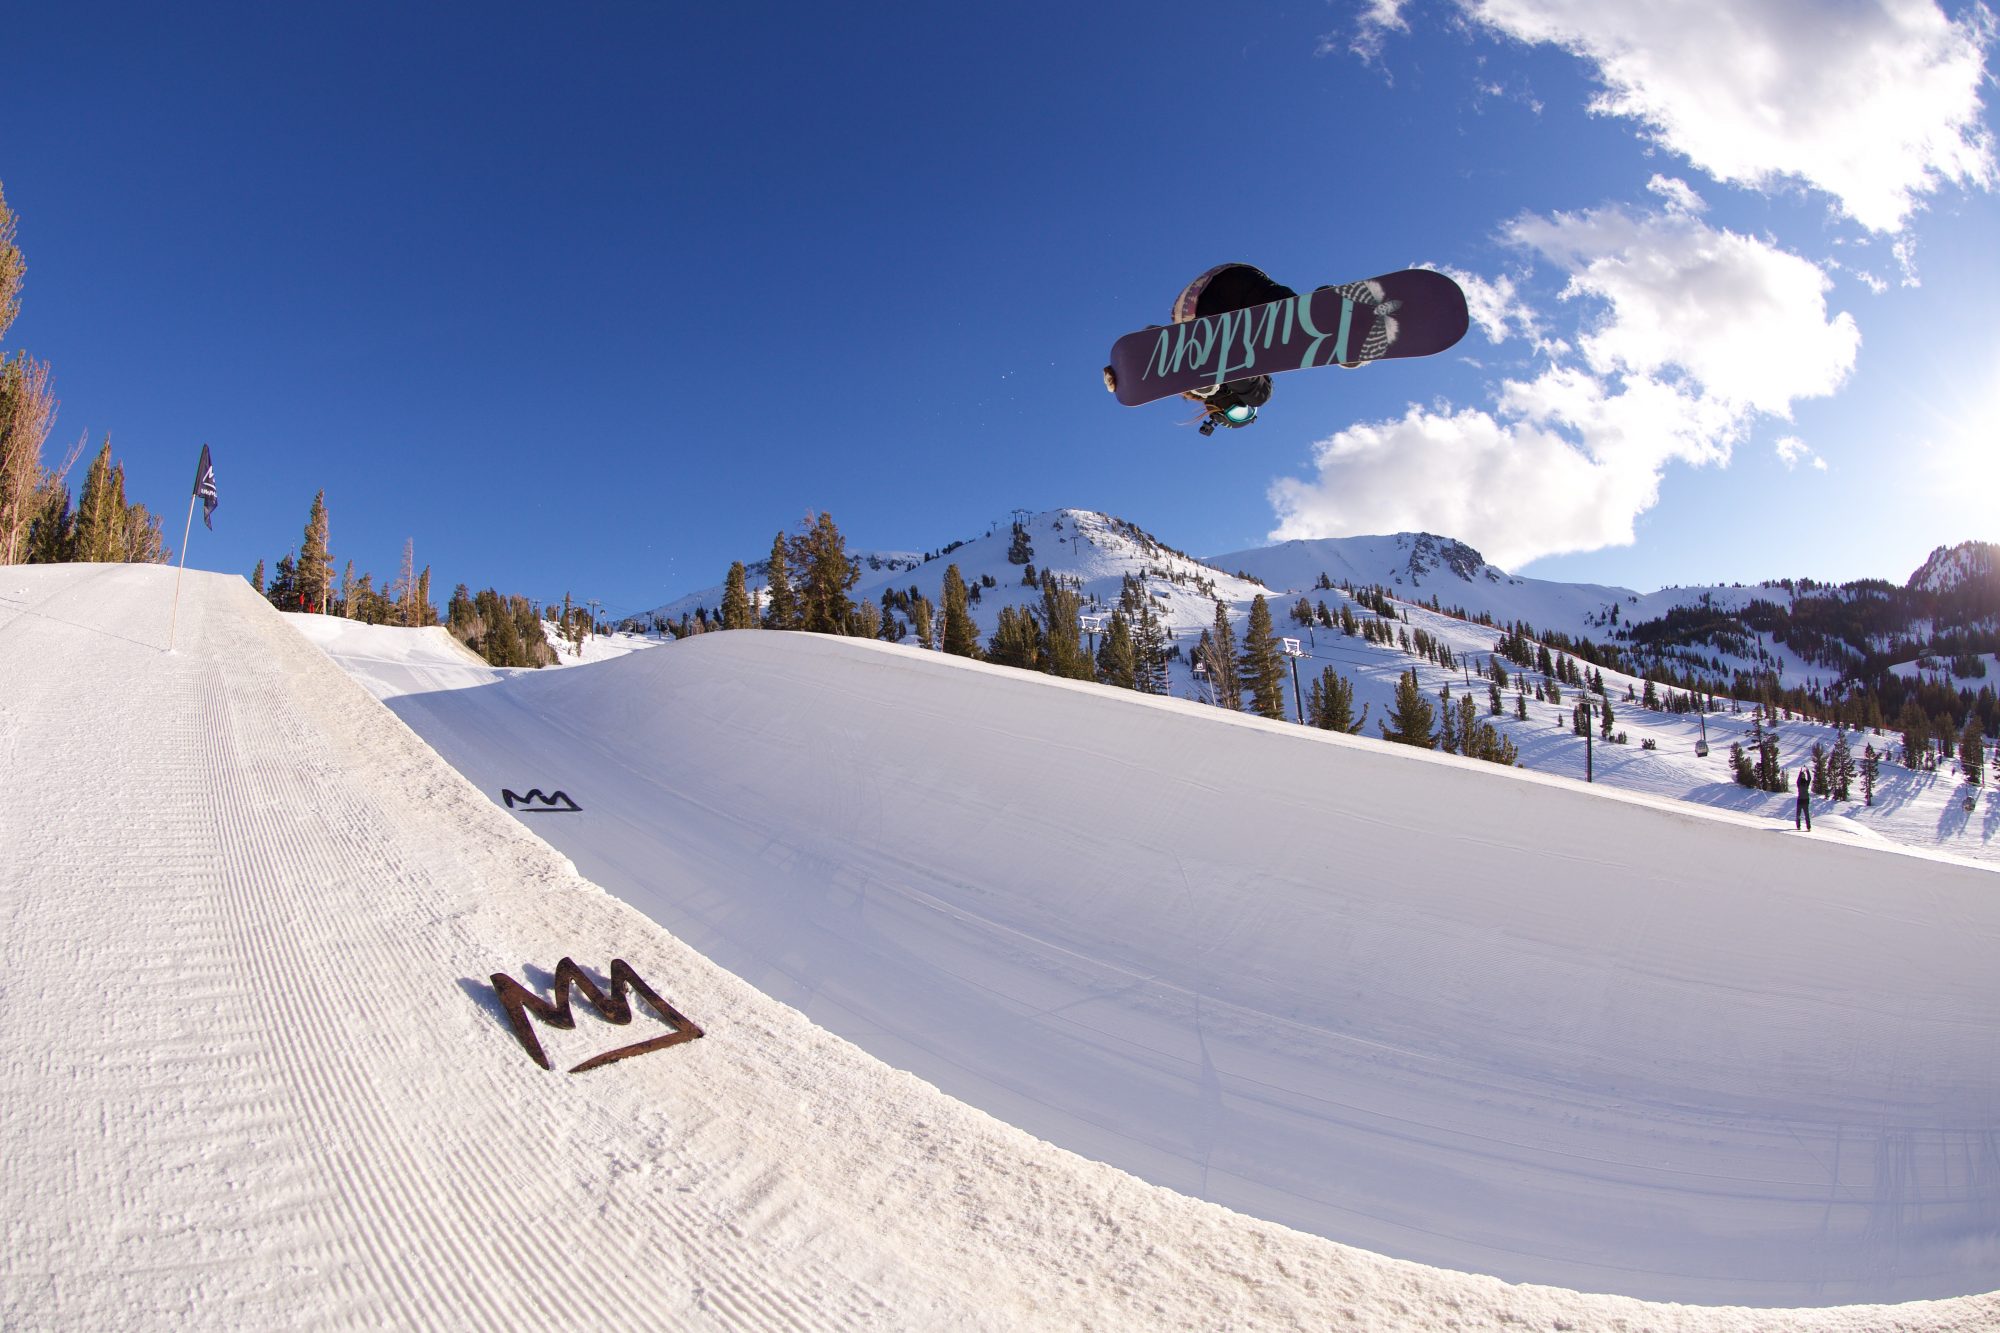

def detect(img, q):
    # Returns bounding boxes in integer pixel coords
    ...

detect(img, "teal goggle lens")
[1224,403,1256,425]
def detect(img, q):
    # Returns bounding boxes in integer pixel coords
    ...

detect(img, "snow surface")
[8,563,2000,1330]
[293,575,2000,1310]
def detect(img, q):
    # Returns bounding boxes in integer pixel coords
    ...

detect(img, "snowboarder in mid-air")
[1164,263,1295,435]
[1102,262,1469,435]
[1101,263,1296,435]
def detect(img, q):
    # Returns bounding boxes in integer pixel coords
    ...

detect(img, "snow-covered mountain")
[1909,539,2000,595]
[647,508,1272,643]
[649,514,2000,699]
[1209,530,1638,641]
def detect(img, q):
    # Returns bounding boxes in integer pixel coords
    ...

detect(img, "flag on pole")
[192,444,218,529]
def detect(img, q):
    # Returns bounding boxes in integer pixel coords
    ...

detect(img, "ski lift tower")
[1578,692,1599,782]
[1191,653,1217,707]
[1282,637,1309,725]
[1079,612,1106,661]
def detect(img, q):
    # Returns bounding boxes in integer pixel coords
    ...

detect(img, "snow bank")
[4,564,1996,1330]
[321,595,2000,1308]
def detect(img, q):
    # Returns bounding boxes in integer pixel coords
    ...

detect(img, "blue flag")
[193,444,218,530]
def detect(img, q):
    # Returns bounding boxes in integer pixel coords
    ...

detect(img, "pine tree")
[1006,521,1033,565]
[1960,717,1985,786]
[1458,694,1480,758]
[0,183,20,343]
[1599,696,1614,741]
[1898,699,1928,769]
[1380,669,1438,748]
[1830,728,1854,802]
[298,491,332,613]
[23,473,71,564]
[1861,743,1879,806]
[1438,685,1459,754]
[847,598,882,639]
[940,563,978,657]
[721,561,754,629]
[1206,602,1242,710]
[1759,729,1784,793]
[1037,572,1094,680]
[986,605,1040,670]
[911,593,935,649]
[1239,595,1287,720]
[70,439,123,562]
[268,552,298,611]
[0,186,62,567]
[415,566,433,626]
[762,531,799,629]
[1308,666,1366,733]
[251,559,266,596]
[1134,603,1170,695]
[447,583,475,639]
[1730,740,1756,787]
[122,502,167,563]
[791,510,857,634]
[1097,611,1137,690]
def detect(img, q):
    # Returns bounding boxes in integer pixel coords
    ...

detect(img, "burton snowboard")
[1104,268,1469,408]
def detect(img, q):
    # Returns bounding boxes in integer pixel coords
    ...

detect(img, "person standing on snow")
[1795,767,1813,831]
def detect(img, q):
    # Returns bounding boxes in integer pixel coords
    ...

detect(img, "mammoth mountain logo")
[490,957,704,1073]
[503,788,580,813]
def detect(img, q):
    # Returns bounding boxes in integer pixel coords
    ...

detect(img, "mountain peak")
[1908,541,2000,595]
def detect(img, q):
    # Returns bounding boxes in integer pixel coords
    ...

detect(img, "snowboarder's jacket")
[1172,263,1292,415]
[1172,263,1297,325]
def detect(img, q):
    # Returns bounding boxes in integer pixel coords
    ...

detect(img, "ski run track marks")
[2,563,1997,1332]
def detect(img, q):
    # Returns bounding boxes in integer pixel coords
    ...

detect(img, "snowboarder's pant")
[1796,795,1811,830]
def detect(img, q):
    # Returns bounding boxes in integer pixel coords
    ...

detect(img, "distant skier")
[1795,768,1812,831]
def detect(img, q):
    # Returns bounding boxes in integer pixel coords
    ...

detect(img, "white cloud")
[1268,199,1860,565]
[1435,266,1530,345]
[1505,201,1860,414]
[1774,435,1829,471]
[1459,0,1998,232]
[1644,174,1706,216]
[1268,403,1657,568]
[1338,0,1412,62]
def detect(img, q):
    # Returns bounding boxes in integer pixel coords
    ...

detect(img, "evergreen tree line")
[251,490,436,629]
[445,585,558,668]
[0,185,169,568]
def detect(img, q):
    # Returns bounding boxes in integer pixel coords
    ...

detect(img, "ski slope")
[305,594,2000,1308]
[6,563,1998,1330]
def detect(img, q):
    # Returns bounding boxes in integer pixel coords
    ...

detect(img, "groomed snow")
[6,564,1999,1330]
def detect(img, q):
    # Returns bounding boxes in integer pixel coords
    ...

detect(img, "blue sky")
[3,2,1995,615]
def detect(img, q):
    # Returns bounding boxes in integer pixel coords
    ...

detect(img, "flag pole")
[168,492,196,652]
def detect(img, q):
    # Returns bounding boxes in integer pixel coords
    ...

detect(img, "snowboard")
[1104,268,1469,408]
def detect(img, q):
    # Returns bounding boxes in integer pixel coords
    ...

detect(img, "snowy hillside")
[1910,540,2000,595]
[295,580,2000,1311]
[654,509,1269,645]
[653,516,2000,720]
[1210,530,1635,637]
